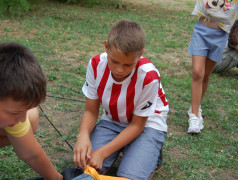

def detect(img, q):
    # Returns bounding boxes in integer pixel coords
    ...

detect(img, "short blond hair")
[107,19,146,57]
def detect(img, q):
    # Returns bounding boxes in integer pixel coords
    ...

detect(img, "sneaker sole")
[188,124,204,133]
[187,128,201,133]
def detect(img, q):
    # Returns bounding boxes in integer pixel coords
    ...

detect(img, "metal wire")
[39,84,86,151]
[39,105,74,151]
[58,84,82,95]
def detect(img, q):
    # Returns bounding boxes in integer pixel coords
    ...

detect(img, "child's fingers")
[86,146,92,159]
[88,159,102,171]
[73,147,86,170]
[73,149,81,168]
[79,148,88,169]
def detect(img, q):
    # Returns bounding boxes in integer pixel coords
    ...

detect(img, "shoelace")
[189,117,200,128]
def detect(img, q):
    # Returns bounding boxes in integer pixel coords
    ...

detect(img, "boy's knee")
[27,107,39,133]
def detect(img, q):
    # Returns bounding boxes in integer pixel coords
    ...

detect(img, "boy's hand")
[73,134,92,170]
[7,128,62,180]
[87,148,106,171]
[73,97,100,170]
[57,173,63,180]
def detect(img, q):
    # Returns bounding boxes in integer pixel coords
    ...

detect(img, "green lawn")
[0,0,237,179]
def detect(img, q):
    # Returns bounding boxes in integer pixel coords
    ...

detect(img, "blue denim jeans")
[90,120,166,180]
[72,173,94,180]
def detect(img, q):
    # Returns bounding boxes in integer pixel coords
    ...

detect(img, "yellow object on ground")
[84,166,130,180]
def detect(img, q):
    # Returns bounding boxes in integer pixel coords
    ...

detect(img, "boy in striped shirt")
[73,19,169,180]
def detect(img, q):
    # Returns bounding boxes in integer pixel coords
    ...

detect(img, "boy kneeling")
[73,19,169,180]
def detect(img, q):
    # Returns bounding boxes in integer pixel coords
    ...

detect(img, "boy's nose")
[14,118,23,124]
[16,115,26,123]
[116,65,124,73]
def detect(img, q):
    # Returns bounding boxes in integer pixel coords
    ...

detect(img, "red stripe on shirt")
[109,83,122,122]
[126,69,138,123]
[91,54,101,79]
[158,87,169,106]
[97,65,110,103]
[143,70,160,88]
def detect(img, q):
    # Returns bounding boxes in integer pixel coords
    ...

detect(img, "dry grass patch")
[122,0,194,11]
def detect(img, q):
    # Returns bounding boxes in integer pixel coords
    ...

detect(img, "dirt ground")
[122,0,193,11]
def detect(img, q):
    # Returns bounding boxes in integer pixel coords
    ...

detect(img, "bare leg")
[201,58,217,100]
[0,107,39,148]
[191,55,206,117]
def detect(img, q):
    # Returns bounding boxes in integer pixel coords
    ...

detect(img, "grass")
[0,0,238,179]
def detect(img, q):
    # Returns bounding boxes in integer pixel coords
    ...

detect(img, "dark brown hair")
[0,42,46,107]
[228,19,238,48]
[107,19,146,57]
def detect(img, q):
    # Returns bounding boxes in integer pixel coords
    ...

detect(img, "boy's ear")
[139,49,145,57]
[104,40,108,52]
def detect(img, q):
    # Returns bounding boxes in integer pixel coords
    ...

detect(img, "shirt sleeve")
[134,79,159,117]
[82,59,99,99]
[4,115,30,137]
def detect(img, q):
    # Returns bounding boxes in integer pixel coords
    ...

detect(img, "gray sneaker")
[188,113,204,133]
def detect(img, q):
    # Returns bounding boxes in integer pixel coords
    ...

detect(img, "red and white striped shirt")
[82,52,169,132]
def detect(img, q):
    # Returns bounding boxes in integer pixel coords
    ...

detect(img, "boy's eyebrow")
[109,56,117,62]
[4,109,25,113]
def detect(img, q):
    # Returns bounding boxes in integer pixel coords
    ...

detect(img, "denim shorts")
[90,120,166,180]
[188,21,229,62]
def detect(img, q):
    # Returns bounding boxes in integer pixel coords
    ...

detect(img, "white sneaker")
[187,114,204,133]
[187,105,203,121]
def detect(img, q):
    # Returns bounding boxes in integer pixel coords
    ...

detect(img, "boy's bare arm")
[88,114,147,170]
[78,98,100,135]
[7,128,62,180]
[73,98,100,170]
